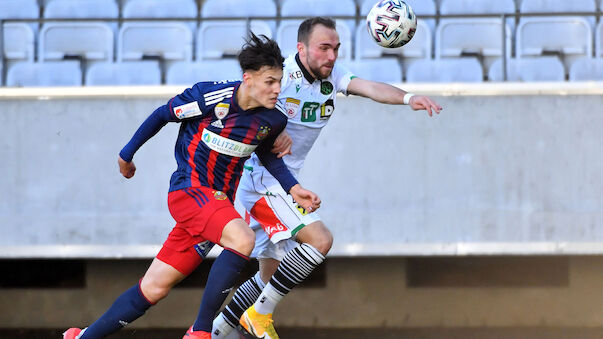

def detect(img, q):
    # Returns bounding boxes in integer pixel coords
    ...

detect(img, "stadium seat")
[595,21,603,57]
[360,0,436,31]
[39,23,113,61]
[569,57,603,81]
[488,57,565,81]
[6,61,82,86]
[197,21,271,59]
[201,0,277,32]
[276,20,352,61]
[123,0,197,30]
[0,0,40,33]
[340,57,402,83]
[281,0,356,31]
[3,23,35,62]
[44,0,118,19]
[520,0,596,27]
[166,60,242,85]
[436,18,512,71]
[440,0,515,29]
[516,17,592,71]
[85,61,161,85]
[118,22,193,61]
[356,20,432,60]
[406,57,483,82]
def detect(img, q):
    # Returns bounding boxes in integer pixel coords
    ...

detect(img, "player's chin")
[265,99,278,109]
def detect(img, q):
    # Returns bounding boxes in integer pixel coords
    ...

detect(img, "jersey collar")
[295,53,316,84]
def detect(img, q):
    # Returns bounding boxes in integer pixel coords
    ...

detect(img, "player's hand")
[289,184,321,213]
[409,95,442,117]
[271,130,292,158]
[118,156,136,179]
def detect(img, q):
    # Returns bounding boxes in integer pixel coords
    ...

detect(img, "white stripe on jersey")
[204,87,234,100]
[275,102,286,114]
[205,94,233,106]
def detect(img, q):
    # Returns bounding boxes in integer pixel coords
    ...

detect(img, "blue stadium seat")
[516,17,592,72]
[440,0,515,29]
[569,57,603,81]
[44,0,118,19]
[360,0,436,31]
[85,61,161,85]
[6,61,82,87]
[356,20,432,60]
[276,20,352,60]
[197,21,271,60]
[118,22,193,61]
[122,0,197,30]
[201,0,277,32]
[406,57,483,82]
[39,23,113,61]
[436,18,512,72]
[520,0,596,27]
[595,21,603,57]
[281,0,356,32]
[0,0,40,34]
[166,60,242,85]
[488,57,565,82]
[3,23,35,62]
[339,58,402,83]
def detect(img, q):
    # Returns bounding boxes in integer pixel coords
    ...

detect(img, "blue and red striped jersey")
[120,80,298,202]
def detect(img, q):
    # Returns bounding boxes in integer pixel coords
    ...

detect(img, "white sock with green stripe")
[254,243,325,315]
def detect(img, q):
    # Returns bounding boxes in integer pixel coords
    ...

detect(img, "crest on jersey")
[320,81,333,95]
[256,126,271,140]
[214,103,230,120]
[213,191,228,201]
[285,97,300,118]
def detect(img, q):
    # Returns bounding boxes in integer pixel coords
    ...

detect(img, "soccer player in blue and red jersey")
[63,33,321,339]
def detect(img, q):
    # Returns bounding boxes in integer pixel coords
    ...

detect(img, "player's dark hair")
[297,17,336,45]
[238,32,284,72]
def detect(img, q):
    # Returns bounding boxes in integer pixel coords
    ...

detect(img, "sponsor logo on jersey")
[285,97,300,118]
[320,81,333,95]
[214,102,229,119]
[320,99,334,120]
[193,240,215,258]
[289,70,302,80]
[201,128,258,157]
[211,119,224,129]
[295,84,301,93]
[213,191,228,201]
[296,204,309,215]
[264,223,287,238]
[174,101,202,119]
[256,126,270,140]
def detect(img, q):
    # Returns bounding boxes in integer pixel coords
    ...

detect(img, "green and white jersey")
[274,53,355,172]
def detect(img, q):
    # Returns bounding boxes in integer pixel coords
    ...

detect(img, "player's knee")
[312,228,333,255]
[140,279,170,303]
[230,226,255,256]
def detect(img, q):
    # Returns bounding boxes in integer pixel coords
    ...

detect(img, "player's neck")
[236,83,261,111]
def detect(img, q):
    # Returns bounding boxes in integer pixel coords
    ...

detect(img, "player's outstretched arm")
[347,77,442,116]
[118,156,136,179]
[289,184,321,213]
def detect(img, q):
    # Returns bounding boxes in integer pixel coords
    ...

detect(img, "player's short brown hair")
[238,32,285,71]
[297,17,337,45]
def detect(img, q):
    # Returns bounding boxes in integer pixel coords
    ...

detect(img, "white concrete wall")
[2,83,603,257]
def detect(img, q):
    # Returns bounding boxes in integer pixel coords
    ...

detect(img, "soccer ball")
[366,0,417,48]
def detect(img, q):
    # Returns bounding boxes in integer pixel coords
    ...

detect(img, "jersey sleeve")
[119,84,208,162]
[254,113,299,193]
[332,62,356,96]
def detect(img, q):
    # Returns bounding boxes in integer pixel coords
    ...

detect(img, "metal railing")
[1,11,602,84]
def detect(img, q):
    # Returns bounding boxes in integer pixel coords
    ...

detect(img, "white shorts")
[234,159,321,260]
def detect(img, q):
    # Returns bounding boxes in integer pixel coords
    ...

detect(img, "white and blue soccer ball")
[366,0,417,48]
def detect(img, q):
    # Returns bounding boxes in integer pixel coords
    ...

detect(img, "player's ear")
[297,41,305,55]
[242,71,252,85]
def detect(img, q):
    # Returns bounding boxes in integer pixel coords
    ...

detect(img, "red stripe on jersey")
[221,118,259,195]
[187,119,210,187]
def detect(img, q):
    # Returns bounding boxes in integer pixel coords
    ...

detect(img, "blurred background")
[2,0,603,338]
